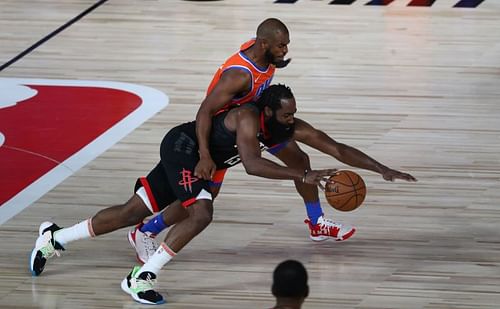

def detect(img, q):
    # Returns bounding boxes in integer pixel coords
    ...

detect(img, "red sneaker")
[305,216,355,241]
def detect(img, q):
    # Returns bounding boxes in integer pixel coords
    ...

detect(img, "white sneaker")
[121,265,165,305]
[29,221,65,276]
[304,216,356,242]
[128,225,158,264]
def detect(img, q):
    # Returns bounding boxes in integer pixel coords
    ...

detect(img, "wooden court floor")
[1,0,499,308]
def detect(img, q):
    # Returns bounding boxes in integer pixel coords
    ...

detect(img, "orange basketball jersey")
[207,39,276,113]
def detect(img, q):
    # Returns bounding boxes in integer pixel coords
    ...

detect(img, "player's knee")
[289,150,311,169]
[195,208,213,228]
[190,201,213,229]
[121,207,144,226]
[120,197,149,226]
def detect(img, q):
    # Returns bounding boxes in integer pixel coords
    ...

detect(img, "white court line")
[0,78,168,225]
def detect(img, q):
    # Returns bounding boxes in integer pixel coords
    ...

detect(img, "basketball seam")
[325,171,366,211]
[345,171,358,208]
[338,195,357,211]
[325,187,366,198]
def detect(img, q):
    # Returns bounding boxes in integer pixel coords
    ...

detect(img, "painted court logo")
[0,78,168,225]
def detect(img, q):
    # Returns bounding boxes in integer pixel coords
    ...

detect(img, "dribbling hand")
[303,169,338,191]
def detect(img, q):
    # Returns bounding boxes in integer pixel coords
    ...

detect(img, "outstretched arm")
[195,69,251,180]
[293,118,417,182]
[235,110,337,185]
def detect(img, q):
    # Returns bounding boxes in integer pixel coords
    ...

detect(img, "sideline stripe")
[454,0,484,7]
[365,0,396,5]
[407,0,437,6]
[0,0,109,72]
[329,0,357,4]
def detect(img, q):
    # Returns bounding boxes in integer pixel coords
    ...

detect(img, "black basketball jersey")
[161,104,290,170]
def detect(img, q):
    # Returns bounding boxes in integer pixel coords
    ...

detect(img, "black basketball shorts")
[134,125,213,212]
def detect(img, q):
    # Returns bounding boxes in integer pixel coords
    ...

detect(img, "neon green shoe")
[29,221,65,276]
[121,266,165,305]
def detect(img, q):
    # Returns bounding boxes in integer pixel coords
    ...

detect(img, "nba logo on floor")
[0,78,168,224]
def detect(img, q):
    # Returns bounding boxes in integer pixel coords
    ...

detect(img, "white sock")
[139,242,176,276]
[54,218,94,246]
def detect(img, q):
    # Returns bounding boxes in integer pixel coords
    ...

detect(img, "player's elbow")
[242,161,260,177]
[244,165,259,177]
[198,99,220,116]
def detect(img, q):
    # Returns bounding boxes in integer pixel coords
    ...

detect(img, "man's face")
[264,31,290,65]
[265,97,296,141]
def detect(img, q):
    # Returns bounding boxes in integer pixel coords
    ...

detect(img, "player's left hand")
[382,168,417,182]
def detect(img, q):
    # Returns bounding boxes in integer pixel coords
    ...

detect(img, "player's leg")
[29,192,152,276]
[122,157,215,304]
[128,169,227,263]
[122,199,213,305]
[269,140,355,241]
[138,168,225,234]
[128,200,184,264]
[268,141,321,220]
[126,162,181,264]
[121,128,213,304]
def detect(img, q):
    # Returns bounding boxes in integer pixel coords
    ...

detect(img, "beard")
[264,115,295,145]
[265,49,282,66]
[264,49,275,64]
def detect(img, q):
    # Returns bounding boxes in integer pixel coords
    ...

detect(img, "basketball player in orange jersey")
[29,85,416,304]
[126,18,409,264]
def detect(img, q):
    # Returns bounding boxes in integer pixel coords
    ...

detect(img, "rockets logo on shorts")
[178,168,199,193]
[0,78,168,225]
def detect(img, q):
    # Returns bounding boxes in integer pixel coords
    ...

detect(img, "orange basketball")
[325,170,366,212]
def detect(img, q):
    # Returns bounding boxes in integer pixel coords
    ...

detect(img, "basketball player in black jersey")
[29,84,416,305]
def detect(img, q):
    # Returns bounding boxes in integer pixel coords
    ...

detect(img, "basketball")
[325,170,366,212]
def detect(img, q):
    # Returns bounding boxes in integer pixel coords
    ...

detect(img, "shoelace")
[40,234,61,258]
[318,218,341,236]
[142,236,158,256]
[134,274,157,293]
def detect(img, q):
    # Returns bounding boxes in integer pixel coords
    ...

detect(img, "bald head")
[272,260,309,299]
[256,18,289,41]
[254,18,290,67]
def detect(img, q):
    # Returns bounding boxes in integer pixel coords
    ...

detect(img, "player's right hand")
[195,157,216,180]
[304,169,338,190]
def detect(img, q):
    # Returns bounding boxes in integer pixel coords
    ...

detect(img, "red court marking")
[0,78,168,224]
